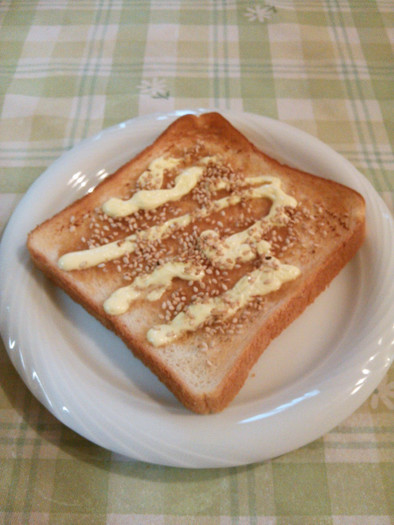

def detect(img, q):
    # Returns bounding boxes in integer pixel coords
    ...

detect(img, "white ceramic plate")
[1,110,393,468]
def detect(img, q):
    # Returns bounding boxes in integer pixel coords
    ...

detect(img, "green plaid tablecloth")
[1,0,393,523]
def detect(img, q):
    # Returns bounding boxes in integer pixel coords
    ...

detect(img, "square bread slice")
[27,112,366,413]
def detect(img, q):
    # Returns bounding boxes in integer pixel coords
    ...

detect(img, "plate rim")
[1,109,393,468]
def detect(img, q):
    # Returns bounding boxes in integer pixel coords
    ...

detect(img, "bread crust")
[27,112,366,413]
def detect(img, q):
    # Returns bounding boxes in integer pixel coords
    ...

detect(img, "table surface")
[0,1,393,523]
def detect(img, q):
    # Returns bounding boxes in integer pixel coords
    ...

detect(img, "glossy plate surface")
[1,110,393,468]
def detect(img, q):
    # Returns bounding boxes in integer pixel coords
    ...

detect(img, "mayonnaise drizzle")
[104,262,204,315]
[137,156,181,190]
[58,216,192,271]
[102,156,216,218]
[58,237,137,270]
[58,177,293,271]
[102,165,204,218]
[58,156,301,346]
[199,228,271,269]
[147,260,300,346]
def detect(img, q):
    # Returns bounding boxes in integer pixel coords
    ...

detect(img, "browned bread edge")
[27,112,366,414]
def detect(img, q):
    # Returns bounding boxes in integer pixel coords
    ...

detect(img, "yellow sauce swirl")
[58,156,300,346]
[147,260,300,346]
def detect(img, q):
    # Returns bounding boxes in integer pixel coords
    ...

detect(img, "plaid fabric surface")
[0,0,393,523]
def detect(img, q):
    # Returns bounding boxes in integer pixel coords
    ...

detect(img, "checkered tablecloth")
[0,1,393,523]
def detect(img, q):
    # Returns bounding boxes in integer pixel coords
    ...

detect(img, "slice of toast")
[27,112,365,413]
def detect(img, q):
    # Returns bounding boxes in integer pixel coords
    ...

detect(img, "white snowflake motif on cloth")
[370,374,394,410]
[244,3,277,23]
[137,77,170,99]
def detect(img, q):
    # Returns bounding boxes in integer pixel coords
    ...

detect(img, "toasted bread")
[27,112,365,413]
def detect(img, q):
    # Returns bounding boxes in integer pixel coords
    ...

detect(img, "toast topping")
[104,262,204,315]
[199,228,271,269]
[147,260,300,346]
[58,155,301,345]
[199,176,296,269]
[102,156,216,218]
[58,176,295,271]
[136,156,181,190]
